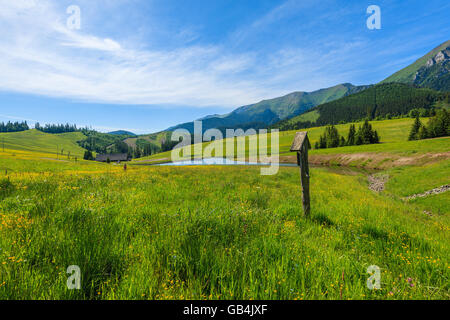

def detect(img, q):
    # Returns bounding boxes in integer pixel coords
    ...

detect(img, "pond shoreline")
[131,157,379,175]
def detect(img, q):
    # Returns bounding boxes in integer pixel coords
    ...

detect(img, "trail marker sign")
[290,132,311,217]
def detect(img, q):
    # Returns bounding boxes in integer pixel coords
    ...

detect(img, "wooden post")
[290,132,311,217]
[299,140,310,217]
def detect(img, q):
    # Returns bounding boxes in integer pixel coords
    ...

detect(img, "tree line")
[0,121,29,133]
[81,132,178,161]
[0,119,179,160]
[408,109,449,141]
[35,123,79,133]
[274,83,449,132]
[315,120,380,149]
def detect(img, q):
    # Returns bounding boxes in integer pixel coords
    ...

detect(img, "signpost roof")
[290,132,310,152]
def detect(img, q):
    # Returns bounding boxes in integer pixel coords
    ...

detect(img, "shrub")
[0,178,15,199]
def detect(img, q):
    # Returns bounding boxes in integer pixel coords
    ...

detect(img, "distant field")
[1,119,446,168]
[124,131,170,149]
[0,129,87,158]
[278,110,320,127]
[137,118,449,165]
[0,149,107,174]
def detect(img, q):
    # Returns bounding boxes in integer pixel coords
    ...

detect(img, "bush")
[83,150,94,161]
[0,178,15,199]
[408,109,450,141]
[315,121,380,150]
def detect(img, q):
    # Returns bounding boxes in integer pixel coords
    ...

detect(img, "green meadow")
[0,119,448,300]
[139,118,450,163]
[0,129,87,158]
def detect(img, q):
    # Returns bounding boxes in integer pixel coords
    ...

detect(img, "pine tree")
[134,147,142,159]
[355,129,363,145]
[372,130,380,144]
[325,125,340,148]
[319,135,326,149]
[408,116,422,141]
[347,124,356,146]
[418,125,428,139]
[426,109,449,138]
[83,150,94,160]
[360,120,374,144]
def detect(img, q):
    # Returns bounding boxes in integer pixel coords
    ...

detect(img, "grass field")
[0,149,449,300]
[0,120,448,300]
[0,129,87,159]
[124,131,170,149]
[384,161,450,216]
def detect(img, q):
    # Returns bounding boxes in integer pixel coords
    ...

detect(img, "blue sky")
[0,0,449,134]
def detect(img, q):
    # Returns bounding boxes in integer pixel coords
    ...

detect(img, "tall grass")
[0,159,448,300]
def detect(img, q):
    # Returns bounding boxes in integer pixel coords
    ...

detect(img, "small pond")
[156,158,297,167]
[140,157,378,175]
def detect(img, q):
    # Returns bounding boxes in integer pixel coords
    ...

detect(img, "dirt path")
[133,158,170,163]
[40,158,69,162]
[279,151,450,170]
[124,137,138,149]
[405,185,450,201]
[368,174,389,192]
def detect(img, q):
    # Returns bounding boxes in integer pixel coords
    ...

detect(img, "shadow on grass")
[311,212,335,228]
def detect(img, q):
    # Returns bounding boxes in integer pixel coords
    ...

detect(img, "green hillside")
[168,83,370,133]
[137,117,450,169]
[234,83,371,120]
[274,83,448,131]
[381,40,450,91]
[125,131,171,149]
[78,130,135,154]
[108,130,137,136]
[0,129,87,158]
[122,131,179,159]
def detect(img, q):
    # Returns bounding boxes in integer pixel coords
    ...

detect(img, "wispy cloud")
[2,0,444,110]
[0,114,38,123]
[0,1,268,107]
[59,29,122,52]
[0,0,372,108]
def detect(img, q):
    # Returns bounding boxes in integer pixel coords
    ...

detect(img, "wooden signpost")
[290,132,311,217]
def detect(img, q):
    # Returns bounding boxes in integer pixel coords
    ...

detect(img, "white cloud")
[0,0,368,109]
[0,0,273,107]
[60,32,122,52]
[0,114,38,123]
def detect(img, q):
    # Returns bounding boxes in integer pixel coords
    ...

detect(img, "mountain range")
[275,83,448,131]
[108,130,137,136]
[168,83,371,133]
[164,40,449,134]
[381,40,450,91]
